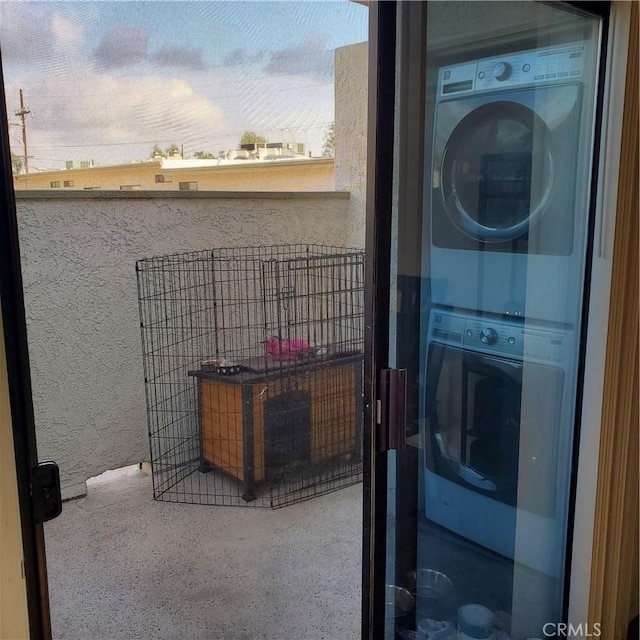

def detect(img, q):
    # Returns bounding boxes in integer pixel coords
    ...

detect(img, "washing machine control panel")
[430,311,568,364]
[439,42,586,97]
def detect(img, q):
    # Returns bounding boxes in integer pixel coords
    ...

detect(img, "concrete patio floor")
[44,465,362,640]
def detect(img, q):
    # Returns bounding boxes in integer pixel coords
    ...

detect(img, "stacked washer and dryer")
[421,40,598,589]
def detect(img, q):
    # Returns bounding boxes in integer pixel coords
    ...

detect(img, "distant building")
[238,142,308,157]
[65,159,94,170]
[13,153,334,192]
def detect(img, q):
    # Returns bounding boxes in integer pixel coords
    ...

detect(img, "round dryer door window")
[440,101,554,242]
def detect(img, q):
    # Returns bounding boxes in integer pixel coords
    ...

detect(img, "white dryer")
[428,41,598,324]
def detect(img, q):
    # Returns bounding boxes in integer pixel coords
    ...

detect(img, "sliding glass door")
[366,2,608,638]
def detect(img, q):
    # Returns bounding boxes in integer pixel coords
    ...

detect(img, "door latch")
[377,368,408,453]
[31,461,62,523]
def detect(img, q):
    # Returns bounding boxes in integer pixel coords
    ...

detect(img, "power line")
[27,138,178,150]
[25,121,335,152]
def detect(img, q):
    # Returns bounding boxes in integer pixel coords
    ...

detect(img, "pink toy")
[266,336,310,361]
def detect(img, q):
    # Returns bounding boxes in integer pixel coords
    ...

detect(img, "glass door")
[368,2,608,639]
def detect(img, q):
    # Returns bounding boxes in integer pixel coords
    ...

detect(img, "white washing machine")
[428,41,598,324]
[422,309,577,579]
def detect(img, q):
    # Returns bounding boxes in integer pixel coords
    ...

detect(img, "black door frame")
[362,1,430,636]
[361,1,396,637]
[0,54,53,640]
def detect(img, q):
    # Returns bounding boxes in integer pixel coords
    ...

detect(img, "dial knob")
[493,61,512,81]
[480,328,498,345]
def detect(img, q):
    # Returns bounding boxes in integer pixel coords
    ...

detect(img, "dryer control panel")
[439,42,586,97]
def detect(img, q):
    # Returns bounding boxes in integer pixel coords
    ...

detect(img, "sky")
[0,1,368,170]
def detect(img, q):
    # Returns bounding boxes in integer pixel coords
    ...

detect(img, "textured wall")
[16,192,350,495]
[335,42,368,249]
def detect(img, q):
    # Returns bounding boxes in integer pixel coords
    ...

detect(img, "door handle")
[377,368,407,453]
[31,461,62,523]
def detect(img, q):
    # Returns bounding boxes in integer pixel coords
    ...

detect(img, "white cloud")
[6,67,227,167]
[51,14,84,54]
[2,4,340,167]
[0,3,54,64]
[132,76,222,134]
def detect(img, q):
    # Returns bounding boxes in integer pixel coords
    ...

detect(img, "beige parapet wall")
[15,191,350,496]
[14,157,335,193]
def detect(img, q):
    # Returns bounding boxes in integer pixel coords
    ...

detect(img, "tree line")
[149,124,335,160]
[151,132,266,160]
[10,123,336,176]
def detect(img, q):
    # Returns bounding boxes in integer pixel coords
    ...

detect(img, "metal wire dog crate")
[136,244,364,508]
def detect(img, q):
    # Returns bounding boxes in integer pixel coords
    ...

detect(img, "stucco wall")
[15,191,350,496]
[335,42,368,249]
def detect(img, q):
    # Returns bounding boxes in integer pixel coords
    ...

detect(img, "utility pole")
[15,89,30,174]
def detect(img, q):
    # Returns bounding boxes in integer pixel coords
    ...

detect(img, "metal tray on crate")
[200,360,242,376]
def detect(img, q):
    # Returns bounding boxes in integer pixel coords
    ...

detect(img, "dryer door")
[440,101,553,242]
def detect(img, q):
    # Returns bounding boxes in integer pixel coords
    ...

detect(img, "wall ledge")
[60,482,88,502]
[14,190,350,201]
